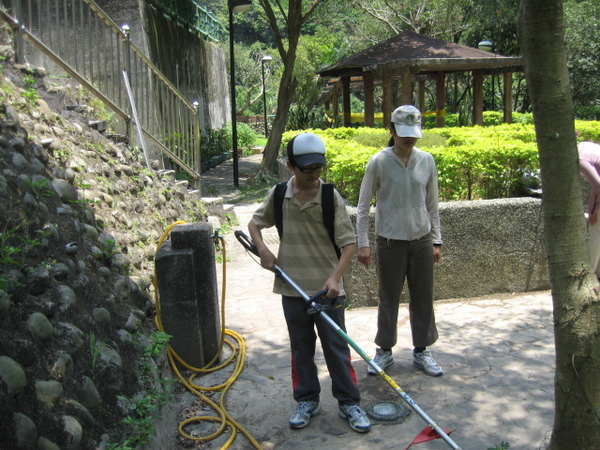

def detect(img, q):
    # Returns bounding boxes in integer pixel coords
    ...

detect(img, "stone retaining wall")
[344,197,550,307]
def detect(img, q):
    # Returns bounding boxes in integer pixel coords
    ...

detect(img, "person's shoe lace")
[413,349,443,377]
[367,348,394,375]
[339,405,371,433]
[289,401,320,429]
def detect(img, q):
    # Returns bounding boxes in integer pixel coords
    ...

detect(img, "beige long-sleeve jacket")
[356,146,442,248]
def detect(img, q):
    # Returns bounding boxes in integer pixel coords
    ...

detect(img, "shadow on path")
[200,153,265,203]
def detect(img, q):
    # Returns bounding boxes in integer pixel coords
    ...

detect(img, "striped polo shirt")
[251,176,356,297]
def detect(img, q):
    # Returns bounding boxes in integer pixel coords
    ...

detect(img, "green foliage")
[425,113,460,129]
[282,123,551,204]
[89,97,115,125]
[565,0,600,119]
[482,111,504,127]
[487,442,510,450]
[22,72,39,108]
[351,128,390,148]
[424,112,533,129]
[236,122,258,150]
[201,127,230,160]
[576,120,600,143]
[0,226,49,269]
[430,139,539,200]
[106,332,173,449]
[512,112,534,125]
[143,331,172,361]
[89,331,105,373]
[0,222,53,291]
[423,124,540,200]
[24,177,54,200]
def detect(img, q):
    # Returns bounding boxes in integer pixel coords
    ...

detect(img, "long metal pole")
[233,230,461,450]
[274,265,461,450]
[229,8,239,188]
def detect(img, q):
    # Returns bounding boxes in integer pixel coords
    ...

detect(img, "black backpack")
[273,181,341,259]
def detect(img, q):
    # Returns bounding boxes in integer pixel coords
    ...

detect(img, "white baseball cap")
[391,105,423,138]
[287,132,326,166]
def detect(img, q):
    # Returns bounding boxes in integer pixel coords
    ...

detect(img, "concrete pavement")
[174,154,556,449]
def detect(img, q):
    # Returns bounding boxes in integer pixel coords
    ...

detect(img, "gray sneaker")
[367,348,394,375]
[339,404,371,433]
[413,349,443,377]
[289,401,320,429]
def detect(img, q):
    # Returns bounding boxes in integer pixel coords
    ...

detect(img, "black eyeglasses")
[298,165,325,174]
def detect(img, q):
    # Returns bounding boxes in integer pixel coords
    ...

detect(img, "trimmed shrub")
[576,120,600,142]
[282,120,600,204]
[236,122,258,150]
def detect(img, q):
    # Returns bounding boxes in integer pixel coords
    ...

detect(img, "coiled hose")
[153,221,262,449]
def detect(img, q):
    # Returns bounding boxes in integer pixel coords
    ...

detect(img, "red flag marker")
[405,426,455,449]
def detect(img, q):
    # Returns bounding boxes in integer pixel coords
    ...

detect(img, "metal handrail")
[1,0,202,184]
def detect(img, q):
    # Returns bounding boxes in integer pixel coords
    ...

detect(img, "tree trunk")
[259,52,298,176]
[256,0,324,177]
[518,1,600,448]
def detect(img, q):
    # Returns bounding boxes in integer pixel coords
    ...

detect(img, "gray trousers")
[282,295,360,406]
[374,234,439,349]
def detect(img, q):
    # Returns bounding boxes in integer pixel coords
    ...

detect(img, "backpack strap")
[321,183,341,259]
[274,181,287,239]
[274,181,340,259]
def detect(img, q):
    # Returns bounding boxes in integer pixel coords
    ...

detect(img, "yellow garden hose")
[153,221,262,449]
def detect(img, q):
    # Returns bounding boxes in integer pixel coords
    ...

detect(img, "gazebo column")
[435,71,445,127]
[382,71,392,124]
[342,76,351,126]
[417,78,425,113]
[473,70,484,126]
[332,83,339,123]
[401,71,412,105]
[364,72,375,127]
[503,72,513,123]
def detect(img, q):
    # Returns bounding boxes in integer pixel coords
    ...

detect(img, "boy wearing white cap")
[248,132,371,433]
[356,105,444,377]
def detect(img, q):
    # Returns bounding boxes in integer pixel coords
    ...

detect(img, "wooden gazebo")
[318,31,523,127]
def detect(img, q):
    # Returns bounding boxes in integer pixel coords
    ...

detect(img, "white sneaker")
[338,404,371,433]
[367,348,394,375]
[413,349,443,377]
[289,401,320,429]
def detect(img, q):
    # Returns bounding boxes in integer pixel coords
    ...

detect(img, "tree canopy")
[207,0,600,168]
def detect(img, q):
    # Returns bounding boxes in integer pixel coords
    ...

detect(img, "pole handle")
[235,230,259,257]
[303,290,336,315]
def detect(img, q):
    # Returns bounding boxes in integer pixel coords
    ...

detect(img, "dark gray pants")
[374,234,439,349]
[282,295,360,406]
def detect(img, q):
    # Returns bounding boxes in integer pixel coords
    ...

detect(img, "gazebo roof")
[318,30,523,78]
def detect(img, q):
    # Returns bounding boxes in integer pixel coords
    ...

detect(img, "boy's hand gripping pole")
[234,230,461,450]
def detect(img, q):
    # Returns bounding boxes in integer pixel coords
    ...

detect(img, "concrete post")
[155,223,221,368]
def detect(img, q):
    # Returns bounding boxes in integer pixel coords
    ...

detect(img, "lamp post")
[478,40,495,111]
[261,55,272,138]
[229,0,252,188]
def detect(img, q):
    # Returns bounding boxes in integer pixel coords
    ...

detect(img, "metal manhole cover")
[365,401,409,421]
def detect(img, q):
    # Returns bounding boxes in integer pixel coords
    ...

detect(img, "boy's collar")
[285,176,323,202]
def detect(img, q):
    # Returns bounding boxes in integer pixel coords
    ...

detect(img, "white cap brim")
[394,123,422,138]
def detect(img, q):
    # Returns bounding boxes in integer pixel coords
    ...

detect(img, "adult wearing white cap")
[356,105,444,377]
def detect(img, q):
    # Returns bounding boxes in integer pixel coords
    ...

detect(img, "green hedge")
[282,120,600,204]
